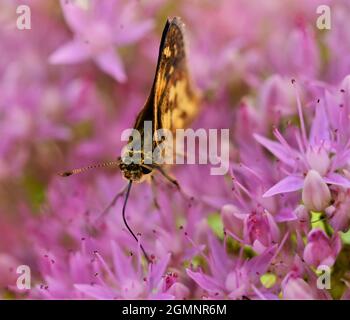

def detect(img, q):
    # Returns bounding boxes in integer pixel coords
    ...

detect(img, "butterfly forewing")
[153,17,199,134]
[129,17,199,173]
[134,17,199,138]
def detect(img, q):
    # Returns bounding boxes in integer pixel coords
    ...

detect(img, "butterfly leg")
[95,183,129,222]
[153,165,195,206]
[150,175,161,210]
[153,165,180,190]
[141,164,194,204]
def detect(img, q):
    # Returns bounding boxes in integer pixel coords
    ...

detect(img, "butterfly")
[59,17,200,262]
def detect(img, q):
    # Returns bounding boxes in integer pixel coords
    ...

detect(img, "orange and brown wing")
[153,17,199,133]
[134,17,199,136]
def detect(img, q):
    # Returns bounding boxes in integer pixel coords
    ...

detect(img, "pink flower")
[303,229,341,268]
[257,75,297,129]
[325,5,350,82]
[291,205,310,235]
[221,204,244,240]
[222,169,282,253]
[32,241,189,300]
[255,79,350,200]
[326,189,350,231]
[49,0,153,82]
[186,234,278,300]
[245,210,280,253]
[74,245,184,300]
[267,25,320,79]
[224,204,280,254]
[281,256,331,300]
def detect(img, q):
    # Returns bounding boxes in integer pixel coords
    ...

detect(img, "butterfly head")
[118,157,152,182]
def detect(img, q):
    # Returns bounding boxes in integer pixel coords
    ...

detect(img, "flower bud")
[303,229,341,268]
[326,191,350,232]
[245,209,280,253]
[221,204,244,239]
[302,170,331,211]
[294,204,310,234]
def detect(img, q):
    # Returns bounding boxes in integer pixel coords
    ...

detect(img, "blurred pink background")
[1,0,350,300]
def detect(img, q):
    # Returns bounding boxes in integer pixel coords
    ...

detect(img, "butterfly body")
[119,16,199,183]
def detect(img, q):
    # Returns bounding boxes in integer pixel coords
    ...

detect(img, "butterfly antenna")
[122,180,151,263]
[58,160,121,177]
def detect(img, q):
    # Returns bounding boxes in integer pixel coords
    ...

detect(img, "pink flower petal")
[254,133,296,166]
[95,49,127,82]
[60,0,90,33]
[150,293,175,300]
[166,283,190,300]
[309,100,330,146]
[263,176,304,197]
[186,269,222,292]
[49,40,90,64]
[332,233,342,258]
[208,234,231,278]
[148,253,171,290]
[282,277,315,300]
[74,284,115,300]
[115,20,154,45]
[246,245,276,279]
[275,208,297,222]
[111,241,136,283]
[323,173,350,188]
